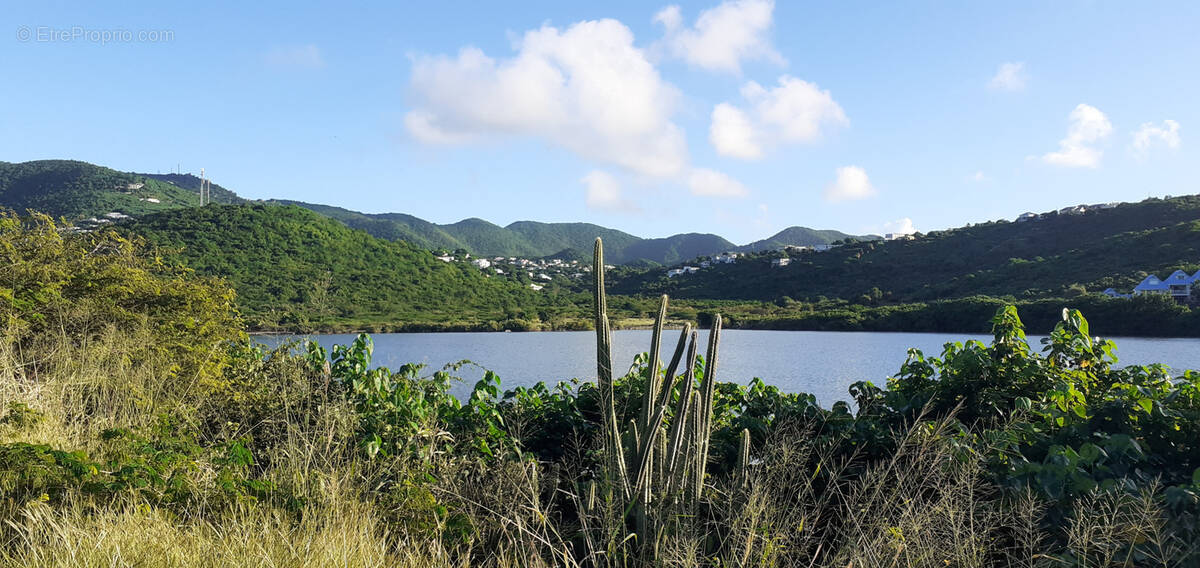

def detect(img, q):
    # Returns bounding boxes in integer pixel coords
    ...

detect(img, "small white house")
[529,284,544,291]
[471,259,492,269]
[436,255,454,263]
[771,258,791,268]
[1017,212,1039,222]
[538,273,553,281]
[667,269,685,278]
[813,244,833,252]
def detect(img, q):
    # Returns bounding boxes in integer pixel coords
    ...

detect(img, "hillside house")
[1164,270,1192,299]
[771,258,791,268]
[471,259,492,269]
[1133,275,1169,296]
[1103,288,1131,299]
[1017,212,1039,222]
[813,244,833,252]
[667,268,684,278]
[713,252,739,264]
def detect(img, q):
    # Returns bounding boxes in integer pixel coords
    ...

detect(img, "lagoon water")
[255,330,1200,406]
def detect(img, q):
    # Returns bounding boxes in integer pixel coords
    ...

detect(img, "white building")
[771,258,791,268]
[667,269,684,278]
[1017,212,1039,222]
[471,259,492,269]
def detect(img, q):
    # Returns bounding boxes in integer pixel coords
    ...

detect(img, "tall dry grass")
[3,324,1196,566]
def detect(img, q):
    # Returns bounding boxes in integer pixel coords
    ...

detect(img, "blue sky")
[2,1,1196,243]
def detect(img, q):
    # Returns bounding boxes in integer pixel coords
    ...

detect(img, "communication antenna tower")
[199,168,211,205]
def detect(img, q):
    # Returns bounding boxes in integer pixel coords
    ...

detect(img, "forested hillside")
[120,204,579,331]
[615,195,1200,304]
[277,200,857,264]
[0,160,240,219]
[736,226,864,252]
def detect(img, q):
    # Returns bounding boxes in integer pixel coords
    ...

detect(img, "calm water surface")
[256,330,1200,406]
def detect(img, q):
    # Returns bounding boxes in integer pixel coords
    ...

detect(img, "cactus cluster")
[590,237,748,552]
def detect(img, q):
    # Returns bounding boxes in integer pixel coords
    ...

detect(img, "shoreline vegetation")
[5,224,1200,565]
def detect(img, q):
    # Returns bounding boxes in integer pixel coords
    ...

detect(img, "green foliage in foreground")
[5,222,1200,566]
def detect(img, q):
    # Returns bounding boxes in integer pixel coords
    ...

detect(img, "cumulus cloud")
[824,166,875,202]
[405,19,687,178]
[882,218,916,235]
[1041,104,1112,168]
[710,76,847,159]
[688,168,749,197]
[1132,120,1181,159]
[264,44,325,68]
[582,170,639,212]
[653,0,784,73]
[988,62,1027,91]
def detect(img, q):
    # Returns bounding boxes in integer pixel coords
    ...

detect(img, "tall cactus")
[591,238,725,552]
[593,238,628,497]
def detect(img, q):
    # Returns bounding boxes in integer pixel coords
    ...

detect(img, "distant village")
[434,252,595,291]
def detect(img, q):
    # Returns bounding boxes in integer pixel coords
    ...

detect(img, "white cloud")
[653,0,784,73]
[882,218,915,235]
[988,62,1027,91]
[1132,120,1181,159]
[405,19,687,178]
[709,103,762,159]
[824,166,875,202]
[264,44,325,68]
[582,170,639,212]
[1041,104,1112,168]
[688,168,749,197]
[710,76,847,159]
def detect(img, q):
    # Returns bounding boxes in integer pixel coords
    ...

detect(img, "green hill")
[614,196,1200,304]
[0,158,878,266]
[0,160,241,219]
[622,233,738,265]
[277,200,730,264]
[119,204,573,331]
[737,226,867,252]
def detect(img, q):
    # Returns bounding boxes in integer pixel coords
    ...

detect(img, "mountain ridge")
[0,158,872,264]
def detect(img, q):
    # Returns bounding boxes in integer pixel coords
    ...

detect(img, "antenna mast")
[199,168,211,205]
